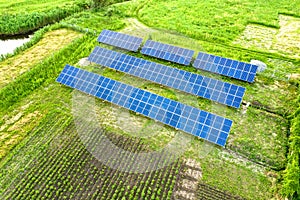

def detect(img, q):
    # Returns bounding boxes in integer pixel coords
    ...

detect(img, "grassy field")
[0,0,300,199]
[138,0,300,43]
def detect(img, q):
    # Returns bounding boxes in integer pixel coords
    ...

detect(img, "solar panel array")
[57,65,232,147]
[193,52,258,83]
[88,47,246,108]
[97,30,143,52]
[55,30,259,147]
[141,40,194,65]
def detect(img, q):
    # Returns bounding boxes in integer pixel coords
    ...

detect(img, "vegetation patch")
[227,108,288,169]
[233,24,277,51]
[0,111,72,194]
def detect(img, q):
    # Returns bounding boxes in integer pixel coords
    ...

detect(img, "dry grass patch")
[233,15,300,58]
[272,15,300,58]
[0,111,42,160]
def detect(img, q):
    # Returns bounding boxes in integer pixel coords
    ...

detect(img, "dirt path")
[121,18,157,38]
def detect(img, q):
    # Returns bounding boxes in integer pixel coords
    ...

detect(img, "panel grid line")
[88,47,246,108]
[56,65,232,146]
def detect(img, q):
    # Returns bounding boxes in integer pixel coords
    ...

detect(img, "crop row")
[4,120,183,199]
[197,182,245,200]
[0,111,72,194]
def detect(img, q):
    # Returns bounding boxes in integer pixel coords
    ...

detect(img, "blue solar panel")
[141,40,194,65]
[88,47,246,108]
[193,52,258,83]
[56,65,232,147]
[97,30,143,52]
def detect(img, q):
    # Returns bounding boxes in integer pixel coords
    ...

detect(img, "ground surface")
[0,0,299,199]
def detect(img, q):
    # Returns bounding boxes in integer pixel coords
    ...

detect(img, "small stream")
[0,33,33,56]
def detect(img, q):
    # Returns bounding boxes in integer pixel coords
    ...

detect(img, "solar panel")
[88,47,246,108]
[56,65,232,147]
[141,40,194,65]
[97,30,143,52]
[193,52,258,83]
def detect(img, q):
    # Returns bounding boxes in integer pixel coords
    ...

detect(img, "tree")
[281,158,300,198]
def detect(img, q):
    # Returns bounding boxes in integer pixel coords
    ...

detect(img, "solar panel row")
[141,40,194,65]
[97,30,258,83]
[56,65,232,147]
[193,52,258,83]
[88,47,246,108]
[97,29,143,52]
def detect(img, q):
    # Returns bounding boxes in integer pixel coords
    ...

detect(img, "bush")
[281,91,300,199]
[0,6,84,35]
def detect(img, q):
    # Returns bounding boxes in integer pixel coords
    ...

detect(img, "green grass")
[138,0,300,44]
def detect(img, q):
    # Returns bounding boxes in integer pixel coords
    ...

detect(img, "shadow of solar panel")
[56,65,232,147]
[88,47,246,108]
[193,52,258,83]
[141,40,194,65]
[97,29,143,52]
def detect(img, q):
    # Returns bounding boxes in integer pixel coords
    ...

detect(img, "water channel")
[0,33,33,56]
